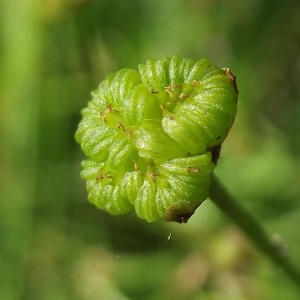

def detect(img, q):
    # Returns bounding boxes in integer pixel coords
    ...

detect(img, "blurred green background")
[1,0,300,299]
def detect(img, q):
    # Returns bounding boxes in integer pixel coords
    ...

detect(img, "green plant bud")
[75,54,238,222]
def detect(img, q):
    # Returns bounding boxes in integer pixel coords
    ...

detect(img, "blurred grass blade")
[0,0,40,298]
[210,174,300,290]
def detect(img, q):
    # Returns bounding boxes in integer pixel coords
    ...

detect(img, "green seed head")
[75,55,238,222]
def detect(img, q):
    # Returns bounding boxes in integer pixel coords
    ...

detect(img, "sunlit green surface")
[1,0,300,299]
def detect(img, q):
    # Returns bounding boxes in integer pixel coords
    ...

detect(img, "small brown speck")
[187,167,199,173]
[179,93,188,99]
[96,172,112,180]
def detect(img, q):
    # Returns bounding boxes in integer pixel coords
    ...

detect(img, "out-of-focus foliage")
[1,0,300,299]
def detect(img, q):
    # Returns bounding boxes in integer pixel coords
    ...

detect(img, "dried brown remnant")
[150,89,158,94]
[187,167,200,173]
[165,84,183,101]
[210,144,222,165]
[96,172,112,180]
[164,202,201,223]
[101,104,118,122]
[117,122,125,130]
[117,122,131,137]
[147,163,159,182]
[165,84,175,91]
[131,159,140,172]
[148,172,158,182]
[223,68,238,96]
[179,93,188,99]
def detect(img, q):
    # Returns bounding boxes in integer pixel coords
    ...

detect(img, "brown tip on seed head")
[223,67,239,96]
[210,144,222,165]
[164,202,201,223]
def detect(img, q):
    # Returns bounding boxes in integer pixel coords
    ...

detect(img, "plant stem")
[209,173,300,289]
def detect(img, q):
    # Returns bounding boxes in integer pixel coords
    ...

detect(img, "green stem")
[209,173,300,289]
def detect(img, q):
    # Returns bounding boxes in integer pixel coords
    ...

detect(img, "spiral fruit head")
[75,55,238,222]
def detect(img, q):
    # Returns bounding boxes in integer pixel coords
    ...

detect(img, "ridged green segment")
[76,54,238,222]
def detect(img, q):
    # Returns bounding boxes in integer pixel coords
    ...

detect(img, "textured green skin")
[76,55,238,222]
